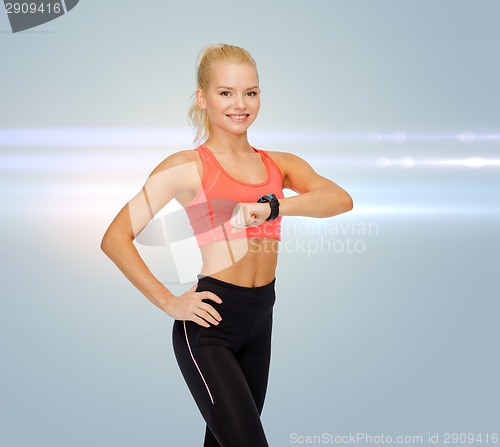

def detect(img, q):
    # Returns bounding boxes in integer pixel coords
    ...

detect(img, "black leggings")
[172,275,276,447]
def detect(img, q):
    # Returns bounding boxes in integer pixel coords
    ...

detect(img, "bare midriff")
[198,237,279,287]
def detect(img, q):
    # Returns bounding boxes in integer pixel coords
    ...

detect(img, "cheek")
[205,98,224,114]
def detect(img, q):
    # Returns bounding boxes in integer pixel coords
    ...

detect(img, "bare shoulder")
[150,149,200,176]
[264,150,313,174]
[265,150,307,161]
[143,149,203,199]
[264,149,330,192]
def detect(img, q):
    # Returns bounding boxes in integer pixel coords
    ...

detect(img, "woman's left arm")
[230,152,353,231]
[275,151,353,217]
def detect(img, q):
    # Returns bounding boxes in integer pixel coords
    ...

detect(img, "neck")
[204,130,253,154]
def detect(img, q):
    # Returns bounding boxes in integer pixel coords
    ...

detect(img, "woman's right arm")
[100,151,222,328]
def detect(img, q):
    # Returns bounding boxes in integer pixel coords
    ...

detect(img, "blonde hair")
[188,43,259,145]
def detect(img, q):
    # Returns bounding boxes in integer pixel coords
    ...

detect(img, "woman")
[101,43,353,447]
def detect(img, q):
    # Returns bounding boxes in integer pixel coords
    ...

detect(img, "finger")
[250,215,261,226]
[199,302,222,322]
[192,315,210,328]
[196,308,221,326]
[230,218,247,233]
[193,304,221,325]
[244,207,257,226]
[229,215,244,231]
[202,291,222,304]
[230,204,246,231]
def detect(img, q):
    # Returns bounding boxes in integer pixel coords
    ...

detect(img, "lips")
[226,114,250,122]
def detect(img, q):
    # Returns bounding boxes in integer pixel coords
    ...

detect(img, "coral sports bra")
[185,145,284,247]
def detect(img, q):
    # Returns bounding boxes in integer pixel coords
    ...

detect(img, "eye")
[220,91,231,96]
[247,91,259,97]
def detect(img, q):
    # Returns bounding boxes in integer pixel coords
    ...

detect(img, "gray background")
[1,1,499,446]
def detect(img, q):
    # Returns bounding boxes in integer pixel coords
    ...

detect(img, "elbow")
[100,228,121,258]
[100,231,112,257]
[101,226,134,258]
[329,190,353,216]
[343,192,354,212]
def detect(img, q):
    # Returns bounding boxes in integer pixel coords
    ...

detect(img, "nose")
[233,94,246,110]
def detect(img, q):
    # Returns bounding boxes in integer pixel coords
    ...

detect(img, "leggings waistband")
[197,274,276,301]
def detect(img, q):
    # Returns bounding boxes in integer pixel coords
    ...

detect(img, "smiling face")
[196,62,261,139]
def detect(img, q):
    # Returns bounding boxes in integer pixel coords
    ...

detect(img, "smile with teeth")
[227,114,249,121]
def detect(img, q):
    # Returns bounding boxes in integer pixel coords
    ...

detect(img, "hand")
[229,202,270,232]
[164,284,222,328]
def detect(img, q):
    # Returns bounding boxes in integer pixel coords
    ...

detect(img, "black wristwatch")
[257,194,280,221]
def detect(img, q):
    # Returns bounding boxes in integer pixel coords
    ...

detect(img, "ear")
[196,88,207,110]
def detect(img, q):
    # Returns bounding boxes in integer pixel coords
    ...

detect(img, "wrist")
[257,193,280,221]
[161,293,177,315]
[275,196,294,217]
[148,283,176,314]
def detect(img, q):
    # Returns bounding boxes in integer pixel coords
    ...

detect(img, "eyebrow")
[216,86,260,90]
